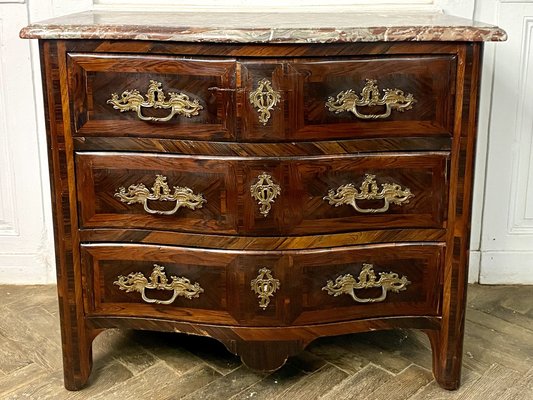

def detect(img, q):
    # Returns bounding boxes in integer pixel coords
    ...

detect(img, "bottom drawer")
[81,242,443,326]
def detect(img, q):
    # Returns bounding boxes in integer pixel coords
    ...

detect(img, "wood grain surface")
[75,152,448,235]
[38,39,483,390]
[81,242,443,327]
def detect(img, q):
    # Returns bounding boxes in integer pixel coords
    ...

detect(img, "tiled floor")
[0,284,531,399]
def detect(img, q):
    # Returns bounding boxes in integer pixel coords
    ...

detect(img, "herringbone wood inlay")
[0,284,531,399]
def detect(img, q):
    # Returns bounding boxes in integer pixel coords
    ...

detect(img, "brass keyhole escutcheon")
[251,268,280,310]
[250,173,281,217]
[249,79,281,125]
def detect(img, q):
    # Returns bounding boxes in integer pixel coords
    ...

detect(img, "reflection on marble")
[20,10,506,43]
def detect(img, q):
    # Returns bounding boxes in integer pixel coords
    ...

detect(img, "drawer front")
[241,56,456,141]
[81,244,238,324]
[76,152,448,234]
[76,153,239,234]
[291,243,444,324]
[68,54,236,140]
[81,243,442,326]
[68,54,454,142]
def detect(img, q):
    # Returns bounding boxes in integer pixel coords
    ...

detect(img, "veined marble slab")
[20,10,506,43]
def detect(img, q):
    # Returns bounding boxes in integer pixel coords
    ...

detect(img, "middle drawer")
[76,152,448,235]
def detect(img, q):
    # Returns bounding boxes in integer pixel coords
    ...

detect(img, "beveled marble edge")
[20,10,507,43]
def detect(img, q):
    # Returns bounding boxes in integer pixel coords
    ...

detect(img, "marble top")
[20,10,507,43]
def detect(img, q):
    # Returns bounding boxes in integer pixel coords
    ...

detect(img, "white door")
[0,1,52,283]
[0,0,90,284]
[476,0,533,283]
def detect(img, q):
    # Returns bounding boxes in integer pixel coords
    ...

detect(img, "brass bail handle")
[347,286,388,303]
[114,264,204,305]
[141,287,180,305]
[323,174,414,214]
[107,80,203,122]
[322,263,411,304]
[114,175,206,216]
[326,79,416,120]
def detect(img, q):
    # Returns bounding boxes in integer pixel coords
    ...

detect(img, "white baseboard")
[480,251,533,284]
[468,251,481,283]
[0,254,56,284]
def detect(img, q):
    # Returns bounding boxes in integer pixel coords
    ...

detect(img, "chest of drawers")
[21,11,506,391]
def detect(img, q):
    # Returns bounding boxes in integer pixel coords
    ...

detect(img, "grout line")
[389,362,416,376]
[323,362,357,377]
[114,358,139,377]
[365,361,399,377]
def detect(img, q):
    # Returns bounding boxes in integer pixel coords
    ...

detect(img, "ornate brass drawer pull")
[251,268,280,310]
[249,79,281,125]
[114,264,204,305]
[326,79,416,120]
[115,174,206,215]
[322,263,410,303]
[323,174,413,214]
[250,173,281,217]
[107,80,203,122]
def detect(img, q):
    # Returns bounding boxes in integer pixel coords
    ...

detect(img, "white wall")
[2,0,530,284]
[0,0,91,284]
[475,0,533,284]
[0,1,52,284]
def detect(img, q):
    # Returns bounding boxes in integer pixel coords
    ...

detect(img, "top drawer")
[67,53,455,142]
[68,53,236,140]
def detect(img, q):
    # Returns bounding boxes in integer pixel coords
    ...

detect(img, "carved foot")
[424,330,462,390]
[63,348,93,390]
[62,329,102,390]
